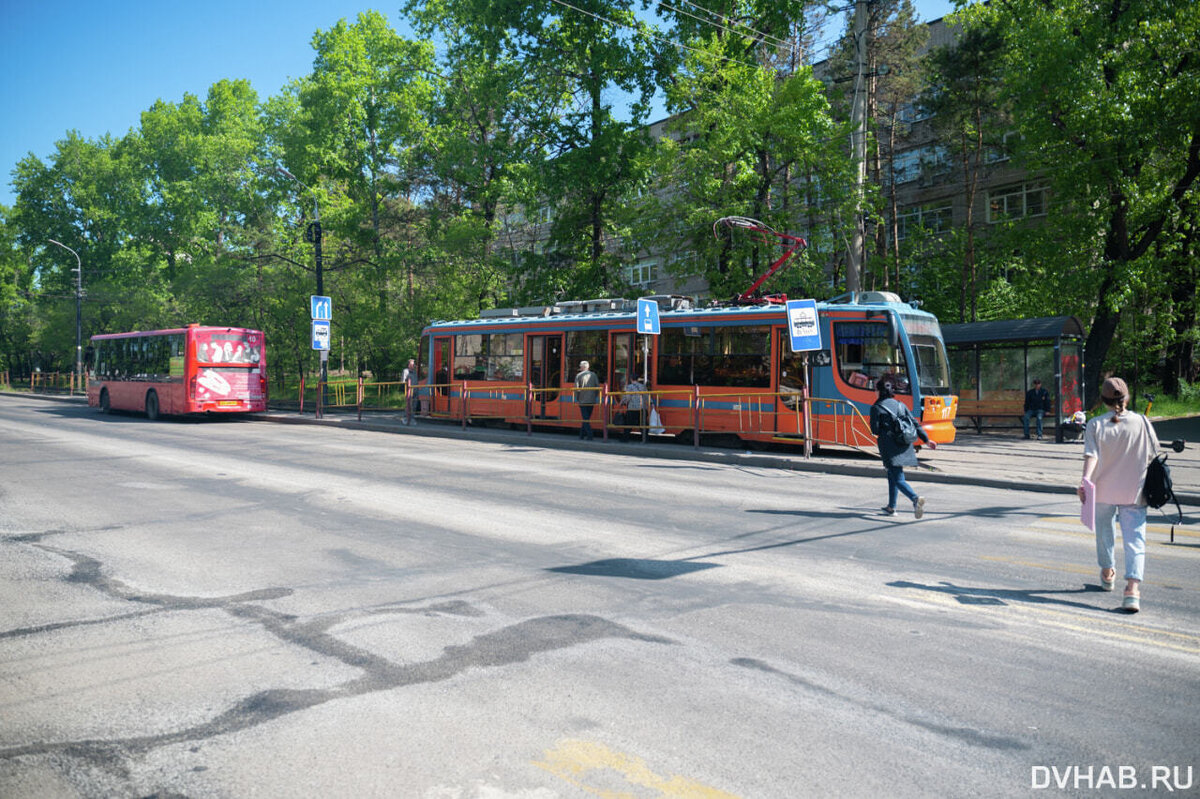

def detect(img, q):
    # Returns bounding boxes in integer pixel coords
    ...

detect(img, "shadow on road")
[889,579,1121,612]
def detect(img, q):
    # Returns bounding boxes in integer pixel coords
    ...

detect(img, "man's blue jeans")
[1022,409,1045,438]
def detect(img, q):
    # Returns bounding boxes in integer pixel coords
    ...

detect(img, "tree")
[973,0,1200,403]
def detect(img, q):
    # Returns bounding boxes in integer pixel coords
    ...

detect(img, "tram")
[415,291,957,450]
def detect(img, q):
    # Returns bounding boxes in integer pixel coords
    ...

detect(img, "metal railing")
[294,377,879,454]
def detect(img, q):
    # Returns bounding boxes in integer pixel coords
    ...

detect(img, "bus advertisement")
[87,324,267,419]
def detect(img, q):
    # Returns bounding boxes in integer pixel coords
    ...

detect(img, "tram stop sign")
[637,297,661,335]
[785,298,822,352]
[311,320,331,351]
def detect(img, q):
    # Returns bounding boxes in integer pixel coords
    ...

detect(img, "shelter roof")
[941,316,1085,346]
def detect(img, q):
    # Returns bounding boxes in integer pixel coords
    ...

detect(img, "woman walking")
[870,377,936,517]
[1078,377,1159,612]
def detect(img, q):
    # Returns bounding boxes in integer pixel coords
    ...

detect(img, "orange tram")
[416,292,958,451]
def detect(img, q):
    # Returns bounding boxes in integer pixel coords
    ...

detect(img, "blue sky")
[0,0,959,208]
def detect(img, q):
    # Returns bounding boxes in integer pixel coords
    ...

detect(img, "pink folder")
[1080,477,1096,531]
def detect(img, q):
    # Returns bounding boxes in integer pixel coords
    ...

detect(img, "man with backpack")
[1078,377,1159,612]
[870,377,937,518]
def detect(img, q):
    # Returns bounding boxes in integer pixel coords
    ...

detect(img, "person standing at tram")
[402,358,417,420]
[1078,377,1159,612]
[622,370,646,442]
[870,376,936,518]
[574,360,600,441]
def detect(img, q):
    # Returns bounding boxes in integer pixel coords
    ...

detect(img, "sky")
[0,0,959,209]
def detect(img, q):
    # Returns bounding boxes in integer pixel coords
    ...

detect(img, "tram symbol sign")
[311,320,331,351]
[637,298,661,335]
[785,298,822,352]
[310,295,332,321]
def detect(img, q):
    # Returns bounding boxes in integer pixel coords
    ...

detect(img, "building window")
[896,202,953,242]
[890,145,951,185]
[988,183,1048,223]
[624,258,659,287]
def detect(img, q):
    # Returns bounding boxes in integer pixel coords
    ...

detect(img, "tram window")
[566,330,606,384]
[454,334,487,380]
[833,321,910,393]
[486,332,524,381]
[656,327,770,387]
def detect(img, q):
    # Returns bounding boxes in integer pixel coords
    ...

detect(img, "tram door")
[609,332,639,386]
[775,328,807,436]
[432,336,452,415]
[527,334,562,418]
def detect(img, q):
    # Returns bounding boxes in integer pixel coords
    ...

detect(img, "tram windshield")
[902,314,952,395]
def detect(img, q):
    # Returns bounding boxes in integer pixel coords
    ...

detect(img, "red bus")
[86,325,267,419]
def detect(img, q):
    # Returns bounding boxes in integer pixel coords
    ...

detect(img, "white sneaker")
[913,497,926,519]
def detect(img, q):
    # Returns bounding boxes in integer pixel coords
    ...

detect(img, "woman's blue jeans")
[1094,502,1147,582]
[886,465,918,509]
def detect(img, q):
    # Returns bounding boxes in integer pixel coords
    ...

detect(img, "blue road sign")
[312,320,331,351]
[310,295,332,321]
[785,299,822,352]
[637,298,661,335]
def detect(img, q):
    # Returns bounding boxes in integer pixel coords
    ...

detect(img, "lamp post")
[48,239,82,394]
[277,166,327,411]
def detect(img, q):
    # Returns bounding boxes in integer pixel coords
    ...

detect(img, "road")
[1,395,1197,798]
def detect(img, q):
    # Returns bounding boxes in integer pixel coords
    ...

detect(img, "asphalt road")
[1,396,1197,798]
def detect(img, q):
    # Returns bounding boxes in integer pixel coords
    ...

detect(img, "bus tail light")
[189,375,197,399]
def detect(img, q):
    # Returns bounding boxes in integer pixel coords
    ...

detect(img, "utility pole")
[48,239,82,393]
[277,166,327,408]
[847,0,869,294]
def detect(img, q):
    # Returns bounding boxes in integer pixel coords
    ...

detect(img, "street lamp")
[276,166,327,412]
[48,239,82,394]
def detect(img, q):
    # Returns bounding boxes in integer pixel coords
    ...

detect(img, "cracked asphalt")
[1,394,1197,798]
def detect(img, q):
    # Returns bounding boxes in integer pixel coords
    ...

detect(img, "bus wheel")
[99,389,111,414]
[145,390,160,421]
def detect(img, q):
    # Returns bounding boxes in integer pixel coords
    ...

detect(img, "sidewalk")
[6,390,1197,506]
[257,405,1200,507]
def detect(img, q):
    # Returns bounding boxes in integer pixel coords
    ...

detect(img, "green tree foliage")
[970,0,1200,403]
[644,34,849,301]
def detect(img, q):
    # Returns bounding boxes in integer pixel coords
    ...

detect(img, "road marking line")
[894,591,1200,654]
[1038,516,1197,539]
[533,738,740,798]
[976,555,1194,592]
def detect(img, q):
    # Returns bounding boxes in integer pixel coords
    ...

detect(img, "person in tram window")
[574,360,600,441]
[870,376,936,518]
[1023,377,1052,439]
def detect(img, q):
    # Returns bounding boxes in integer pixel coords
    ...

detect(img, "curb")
[4,391,1195,507]
[251,412,1108,500]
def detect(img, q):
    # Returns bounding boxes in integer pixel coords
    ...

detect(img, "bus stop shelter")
[942,316,1086,442]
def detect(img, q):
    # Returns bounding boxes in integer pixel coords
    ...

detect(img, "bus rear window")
[195,331,263,365]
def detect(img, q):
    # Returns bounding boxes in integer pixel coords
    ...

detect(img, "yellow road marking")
[533,738,740,798]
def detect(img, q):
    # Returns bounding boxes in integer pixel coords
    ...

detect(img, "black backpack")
[1141,415,1184,539]
[882,402,920,447]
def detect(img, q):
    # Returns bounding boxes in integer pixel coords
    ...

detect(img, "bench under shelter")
[942,315,1086,442]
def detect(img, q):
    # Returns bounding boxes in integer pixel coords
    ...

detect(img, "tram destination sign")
[785,298,822,352]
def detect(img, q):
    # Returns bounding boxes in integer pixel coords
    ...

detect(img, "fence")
[4,371,86,395]
[298,380,877,454]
